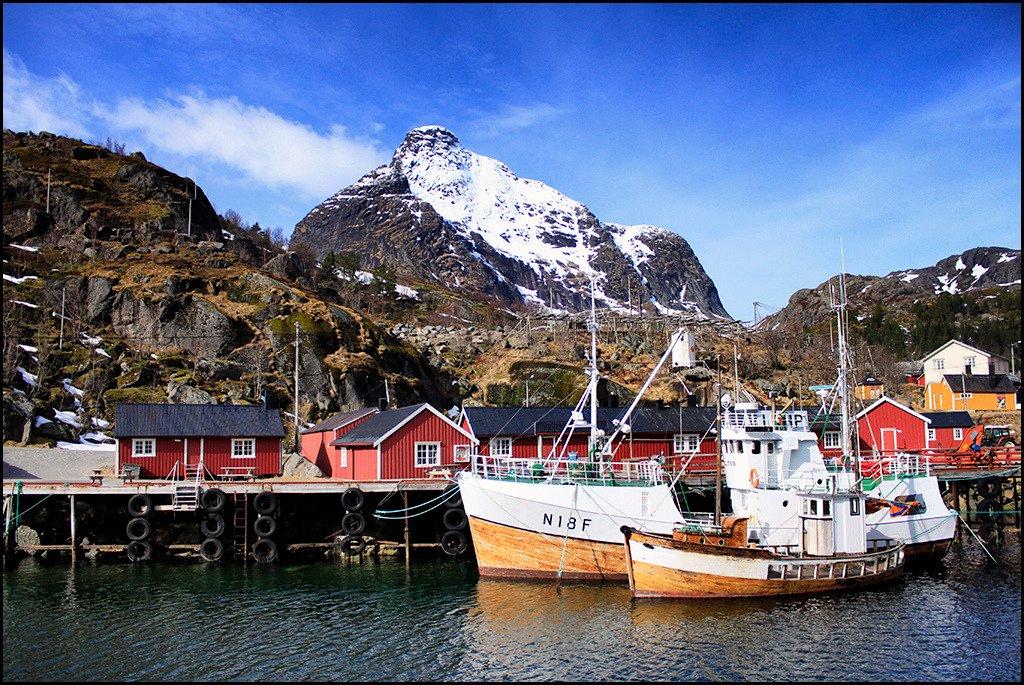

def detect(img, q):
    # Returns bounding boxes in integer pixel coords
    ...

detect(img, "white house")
[921,340,1010,387]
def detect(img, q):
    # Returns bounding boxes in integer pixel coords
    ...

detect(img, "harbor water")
[3,535,1020,682]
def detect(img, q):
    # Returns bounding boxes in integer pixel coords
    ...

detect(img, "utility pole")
[294,322,300,453]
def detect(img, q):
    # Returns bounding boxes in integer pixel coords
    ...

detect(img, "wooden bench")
[220,465,256,480]
[90,469,104,484]
[427,468,453,479]
[121,464,141,482]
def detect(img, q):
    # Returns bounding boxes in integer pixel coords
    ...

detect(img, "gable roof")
[921,411,974,429]
[922,339,1003,363]
[855,396,930,424]
[331,403,476,447]
[942,374,1018,394]
[302,407,378,435]
[114,403,285,438]
[460,405,717,438]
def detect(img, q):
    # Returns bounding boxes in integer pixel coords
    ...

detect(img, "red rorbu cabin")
[114,403,285,479]
[854,396,931,455]
[300,407,379,477]
[326,403,478,481]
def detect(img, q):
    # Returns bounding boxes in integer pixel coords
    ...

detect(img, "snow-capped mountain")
[291,126,729,318]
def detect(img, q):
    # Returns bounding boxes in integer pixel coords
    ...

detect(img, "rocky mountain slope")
[291,126,729,319]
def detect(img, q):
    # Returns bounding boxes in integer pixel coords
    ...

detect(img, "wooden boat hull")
[623,528,905,599]
[468,515,627,581]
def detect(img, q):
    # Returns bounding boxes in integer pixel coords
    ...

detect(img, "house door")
[880,428,900,454]
[185,438,202,467]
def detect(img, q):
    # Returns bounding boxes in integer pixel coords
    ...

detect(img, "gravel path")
[2,446,116,481]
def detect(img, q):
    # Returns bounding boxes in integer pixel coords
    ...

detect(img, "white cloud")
[2,49,92,139]
[469,102,568,138]
[3,50,389,202]
[98,92,389,199]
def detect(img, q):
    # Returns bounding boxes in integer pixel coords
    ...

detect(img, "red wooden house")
[300,407,378,477]
[324,403,477,481]
[114,403,285,479]
[854,397,931,455]
[920,411,975,451]
[459,405,718,472]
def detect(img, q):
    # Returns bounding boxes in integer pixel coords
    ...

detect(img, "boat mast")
[833,243,858,480]
[588,281,599,457]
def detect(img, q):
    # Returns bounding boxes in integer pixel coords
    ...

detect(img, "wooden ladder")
[232,492,249,561]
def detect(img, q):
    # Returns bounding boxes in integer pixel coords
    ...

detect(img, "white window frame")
[952,428,963,441]
[489,437,512,457]
[453,444,472,463]
[933,359,945,370]
[415,442,441,468]
[927,428,936,442]
[823,432,841,449]
[132,438,156,457]
[339,446,348,468]
[232,438,256,459]
[674,433,700,453]
[963,355,975,370]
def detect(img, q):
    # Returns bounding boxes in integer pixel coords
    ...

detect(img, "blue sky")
[3,3,1020,320]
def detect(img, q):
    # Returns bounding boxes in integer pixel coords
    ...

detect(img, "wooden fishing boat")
[622,511,905,599]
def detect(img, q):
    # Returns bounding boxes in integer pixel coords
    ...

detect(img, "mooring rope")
[373,484,461,520]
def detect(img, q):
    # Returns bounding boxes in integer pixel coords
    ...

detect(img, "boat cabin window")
[751,441,761,455]
[850,498,860,516]
[766,442,775,454]
[822,500,830,516]
[809,500,818,515]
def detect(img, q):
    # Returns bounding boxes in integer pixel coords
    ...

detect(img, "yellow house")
[927,373,1018,411]
[855,375,884,401]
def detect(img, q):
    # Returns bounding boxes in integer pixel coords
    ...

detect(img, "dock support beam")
[70,494,77,563]
[403,491,411,571]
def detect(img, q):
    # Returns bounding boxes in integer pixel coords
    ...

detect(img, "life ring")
[340,534,366,556]
[253,515,278,538]
[127,493,152,518]
[253,491,278,515]
[201,488,227,513]
[126,517,152,541]
[251,538,278,563]
[443,484,463,509]
[443,508,468,531]
[441,530,468,556]
[126,540,152,563]
[200,513,226,538]
[199,537,225,562]
[341,512,366,535]
[749,469,760,489]
[341,488,365,512]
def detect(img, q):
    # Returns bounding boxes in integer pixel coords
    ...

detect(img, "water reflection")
[3,536,1020,682]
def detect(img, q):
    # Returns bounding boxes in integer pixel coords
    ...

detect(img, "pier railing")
[470,454,666,485]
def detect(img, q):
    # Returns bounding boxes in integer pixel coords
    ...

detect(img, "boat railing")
[859,452,931,481]
[723,409,809,432]
[470,453,665,485]
[765,543,904,581]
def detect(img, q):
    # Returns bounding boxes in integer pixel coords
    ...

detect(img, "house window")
[132,438,155,457]
[957,393,972,399]
[927,429,936,441]
[953,428,963,441]
[963,356,975,371]
[232,438,255,459]
[823,432,841,449]
[674,434,699,453]
[415,442,440,468]
[339,447,348,468]
[933,359,945,370]
[489,437,512,457]
[453,444,472,463]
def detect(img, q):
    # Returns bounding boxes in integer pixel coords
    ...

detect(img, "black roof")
[330,404,429,445]
[114,403,285,438]
[943,374,1018,394]
[462,405,716,438]
[302,408,378,435]
[921,411,974,429]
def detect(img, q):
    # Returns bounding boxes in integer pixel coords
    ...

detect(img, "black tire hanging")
[253,515,278,538]
[201,488,227,513]
[441,530,468,556]
[443,484,462,509]
[341,487,365,512]
[443,507,468,531]
[976,499,999,521]
[127,493,153,518]
[340,535,366,556]
[200,513,226,538]
[253,491,279,516]
[126,540,152,562]
[252,538,278,563]
[199,537,225,562]
[126,517,152,541]
[341,512,366,535]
